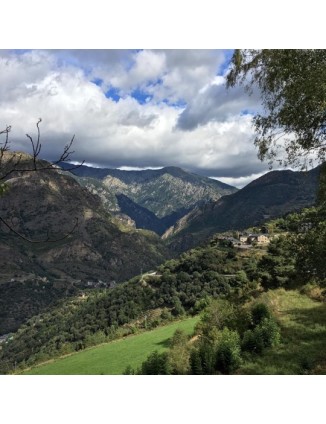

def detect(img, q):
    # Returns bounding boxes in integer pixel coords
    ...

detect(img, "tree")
[215,328,242,374]
[140,350,170,375]
[226,49,326,168]
[198,299,236,339]
[0,119,83,242]
[167,329,191,375]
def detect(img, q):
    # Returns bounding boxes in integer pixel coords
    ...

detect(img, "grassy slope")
[22,317,199,375]
[240,289,326,375]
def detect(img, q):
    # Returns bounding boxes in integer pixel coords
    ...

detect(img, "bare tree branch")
[0,120,84,181]
[0,120,83,243]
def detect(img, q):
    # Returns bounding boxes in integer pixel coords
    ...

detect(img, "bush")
[242,318,280,354]
[215,328,242,374]
[242,328,265,354]
[259,318,280,348]
[141,350,170,375]
[251,303,271,327]
[160,308,173,321]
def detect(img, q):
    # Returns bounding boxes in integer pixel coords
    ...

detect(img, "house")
[257,234,270,244]
[247,233,270,245]
[239,234,248,243]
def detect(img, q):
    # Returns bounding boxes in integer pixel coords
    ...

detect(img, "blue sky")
[0,49,268,188]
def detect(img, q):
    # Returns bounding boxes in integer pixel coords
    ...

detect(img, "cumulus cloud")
[177,76,261,130]
[0,49,271,185]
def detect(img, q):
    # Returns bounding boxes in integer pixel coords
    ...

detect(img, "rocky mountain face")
[0,154,171,285]
[59,163,237,235]
[164,166,322,252]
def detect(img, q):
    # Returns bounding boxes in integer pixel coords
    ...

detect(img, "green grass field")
[239,289,326,374]
[22,316,199,375]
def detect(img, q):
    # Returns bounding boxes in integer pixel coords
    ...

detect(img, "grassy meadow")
[239,289,326,374]
[22,316,199,375]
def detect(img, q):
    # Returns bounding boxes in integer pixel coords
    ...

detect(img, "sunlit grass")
[239,289,326,374]
[23,316,199,375]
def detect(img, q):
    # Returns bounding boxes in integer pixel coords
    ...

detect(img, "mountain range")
[59,163,237,235]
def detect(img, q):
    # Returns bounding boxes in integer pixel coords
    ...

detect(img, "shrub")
[141,350,170,375]
[242,328,265,354]
[215,328,242,374]
[259,318,280,348]
[251,303,271,327]
[242,318,280,354]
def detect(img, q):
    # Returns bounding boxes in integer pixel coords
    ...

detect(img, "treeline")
[125,300,280,375]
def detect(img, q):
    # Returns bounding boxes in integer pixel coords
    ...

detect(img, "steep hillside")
[59,163,237,233]
[0,153,171,333]
[164,166,321,252]
[0,154,170,283]
[0,233,258,372]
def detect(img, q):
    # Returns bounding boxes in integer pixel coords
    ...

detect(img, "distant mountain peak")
[58,161,238,234]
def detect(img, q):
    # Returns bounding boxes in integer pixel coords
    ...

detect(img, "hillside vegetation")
[165,166,321,252]
[22,317,199,375]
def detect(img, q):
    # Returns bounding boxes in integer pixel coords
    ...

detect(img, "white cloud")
[0,49,271,182]
[177,75,261,130]
[211,172,267,189]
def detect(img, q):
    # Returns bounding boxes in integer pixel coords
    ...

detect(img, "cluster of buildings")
[239,233,270,245]
[216,231,272,248]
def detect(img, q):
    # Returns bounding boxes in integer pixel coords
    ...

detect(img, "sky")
[0,49,270,188]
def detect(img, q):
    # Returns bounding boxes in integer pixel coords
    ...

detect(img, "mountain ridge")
[59,162,238,233]
[164,165,322,252]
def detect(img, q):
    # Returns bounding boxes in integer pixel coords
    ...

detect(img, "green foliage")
[242,328,265,355]
[227,49,326,168]
[141,350,170,375]
[194,342,216,375]
[167,330,191,375]
[258,236,296,289]
[251,303,271,327]
[169,329,188,348]
[123,365,137,375]
[259,318,281,348]
[242,317,280,355]
[295,201,326,285]
[189,349,203,375]
[199,299,236,333]
[215,328,242,374]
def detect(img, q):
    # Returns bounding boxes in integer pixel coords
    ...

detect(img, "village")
[214,228,277,249]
